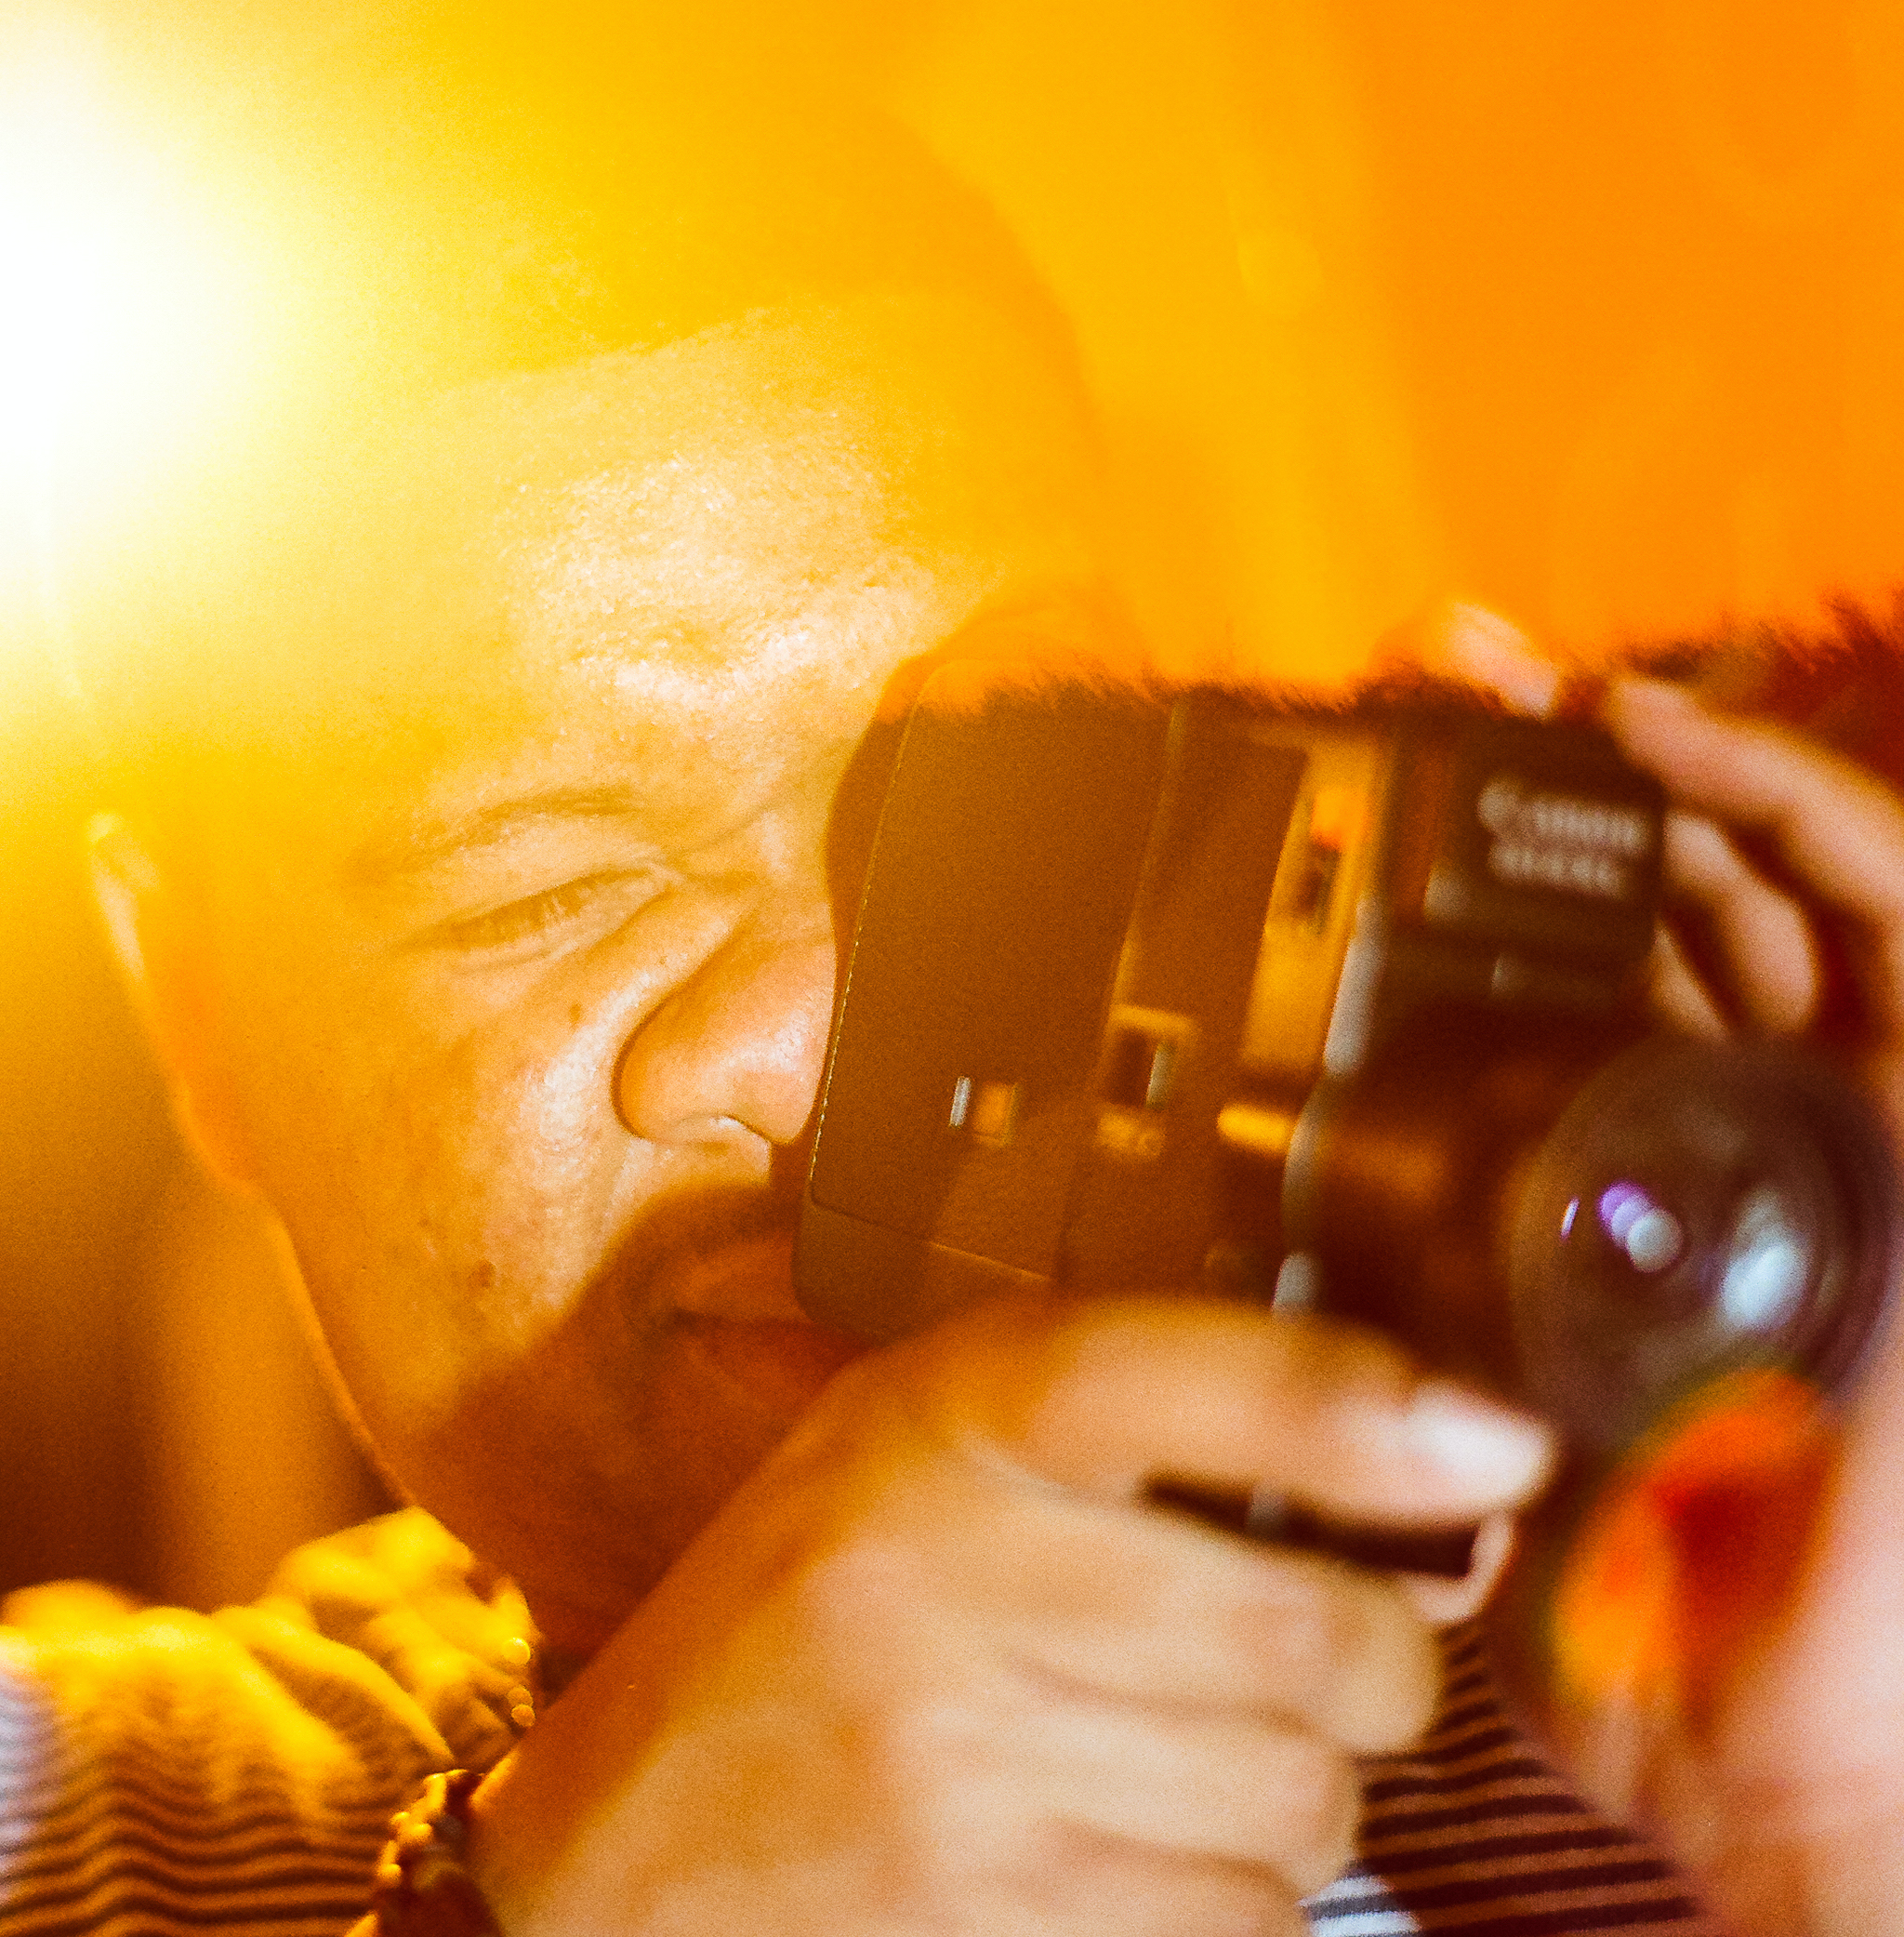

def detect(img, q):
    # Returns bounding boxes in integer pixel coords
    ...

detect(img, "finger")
[1005,1824,1310,1937]
[1646,922,1732,1041]
[1376,600,1564,718]
[994,1692,1360,1887]
[1659,807,1824,1037]
[1401,1509,1517,1628]
[909,1297,1554,1524]
[910,1469,1441,1750]
[1606,679,1904,975]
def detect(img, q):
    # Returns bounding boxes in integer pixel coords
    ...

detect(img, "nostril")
[612,934,835,1148]
[612,1028,641,1137]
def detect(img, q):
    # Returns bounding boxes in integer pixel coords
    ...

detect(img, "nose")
[615,919,837,1150]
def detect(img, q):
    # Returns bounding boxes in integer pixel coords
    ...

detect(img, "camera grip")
[1146,1478,1479,1578]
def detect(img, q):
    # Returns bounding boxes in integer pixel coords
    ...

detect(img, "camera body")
[797,672,1893,1455]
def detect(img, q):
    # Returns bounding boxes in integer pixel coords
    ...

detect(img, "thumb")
[911,1295,1556,1526]
[1377,599,1564,719]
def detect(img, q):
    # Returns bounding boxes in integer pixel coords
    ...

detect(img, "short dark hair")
[288,22,1077,399]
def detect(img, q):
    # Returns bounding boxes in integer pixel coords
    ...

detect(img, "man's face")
[171,295,1104,1652]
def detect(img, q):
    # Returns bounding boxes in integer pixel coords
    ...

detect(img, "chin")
[467,1334,862,1661]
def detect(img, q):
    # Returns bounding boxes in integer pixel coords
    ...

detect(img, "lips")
[657,1227,805,1320]
[678,1312,870,1417]
[629,1221,869,1416]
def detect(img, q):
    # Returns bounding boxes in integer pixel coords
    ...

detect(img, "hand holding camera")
[797,662,1896,1469]
[468,1285,1550,1937]
[1585,674,1904,1933]
[465,625,1904,1937]
[1400,617,1904,1934]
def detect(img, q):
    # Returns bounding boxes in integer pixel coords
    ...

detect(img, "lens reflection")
[1509,1040,1892,1454]
[1720,1187,1809,1333]
[1597,1182,1686,1274]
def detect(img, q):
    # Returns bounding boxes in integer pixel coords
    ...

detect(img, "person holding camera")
[6,40,1903,1937]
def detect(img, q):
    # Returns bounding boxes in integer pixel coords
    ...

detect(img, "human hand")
[463,1294,1552,1935]
[1420,604,1904,1936]
[1396,600,1904,1128]
[1604,675,1904,1139]
[1598,674,1904,1936]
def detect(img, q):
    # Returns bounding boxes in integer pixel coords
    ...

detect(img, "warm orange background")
[7,0,1904,1604]
[901,0,1904,677]
[14,0,1904,682]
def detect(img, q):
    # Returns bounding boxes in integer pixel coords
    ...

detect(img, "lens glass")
[1509,1040,1886,1453]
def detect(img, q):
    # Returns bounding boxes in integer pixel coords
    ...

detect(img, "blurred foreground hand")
[1421,601,1904,1937]
[461,1294,1550,1937]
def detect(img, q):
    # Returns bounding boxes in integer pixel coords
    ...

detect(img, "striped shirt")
[1316,1624,1712,1933]
[0,1513,1711,1934]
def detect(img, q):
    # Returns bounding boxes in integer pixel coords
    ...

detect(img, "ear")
[86,812,259,1189]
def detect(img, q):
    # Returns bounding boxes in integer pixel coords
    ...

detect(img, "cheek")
[236,937,668,1439]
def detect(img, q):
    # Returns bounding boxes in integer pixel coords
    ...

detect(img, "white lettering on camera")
[1476,776,1652,902]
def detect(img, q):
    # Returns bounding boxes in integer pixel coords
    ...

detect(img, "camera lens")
[1509,1039,1896,1454]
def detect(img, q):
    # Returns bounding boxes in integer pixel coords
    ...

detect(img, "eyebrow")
[345,784,648,889]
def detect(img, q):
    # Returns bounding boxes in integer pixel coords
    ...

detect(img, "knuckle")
[1340,1588,1441,1753]
[1028,1821,1309,1937]
[1258,1567,1441,1755]
[844,1689,1016,1906]
[876,1685,993,1793]
[1384,1617,1445,1746]
[1268,1741,1360,1895]
[1254,1564,1371,1693]
[788,1534,919,1656]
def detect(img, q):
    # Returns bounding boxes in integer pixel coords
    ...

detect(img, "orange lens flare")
[1551,1369,1837,1738]
[0,34,253,548]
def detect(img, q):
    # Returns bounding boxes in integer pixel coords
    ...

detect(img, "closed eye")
[423,870,662,955]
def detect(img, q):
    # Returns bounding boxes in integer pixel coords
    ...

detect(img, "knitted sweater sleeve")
[0,1519,1709,1936]
[0,1511,532,1937]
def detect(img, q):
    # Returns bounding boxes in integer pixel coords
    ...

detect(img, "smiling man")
[7,28,1891,1937]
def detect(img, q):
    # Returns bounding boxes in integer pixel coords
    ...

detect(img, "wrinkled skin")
[115,295,1560,1937]
[147,294,1111,1654]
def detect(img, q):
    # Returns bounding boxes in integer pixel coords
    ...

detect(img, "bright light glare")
[0,43,250,510]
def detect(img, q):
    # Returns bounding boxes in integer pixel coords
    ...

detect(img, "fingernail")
[1608,674,1698,715]
[1438,604,1561,717]
[1404,1382,1553,1492]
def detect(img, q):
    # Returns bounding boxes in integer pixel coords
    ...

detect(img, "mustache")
[593,1174,804,1323]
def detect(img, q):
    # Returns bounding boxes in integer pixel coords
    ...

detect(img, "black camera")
[795,671,1897,1464]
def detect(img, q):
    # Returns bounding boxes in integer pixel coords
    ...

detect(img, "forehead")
[253,295,1097,751]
